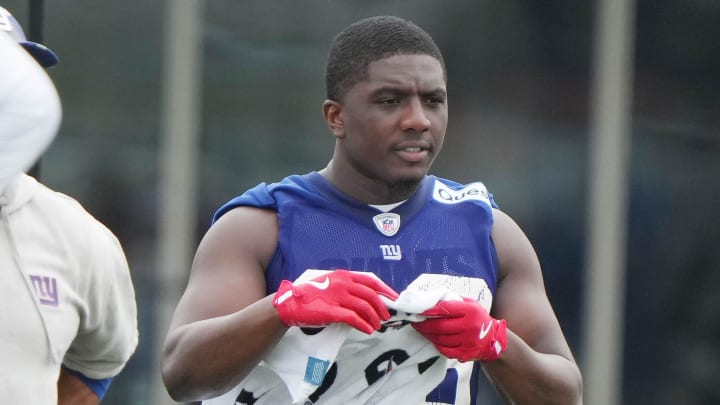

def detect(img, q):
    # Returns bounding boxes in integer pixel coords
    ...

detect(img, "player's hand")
[412,297,507,362]
[273,270,399,334]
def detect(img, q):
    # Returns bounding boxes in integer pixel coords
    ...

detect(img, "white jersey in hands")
[0,33,61,194]
[0,174,138,403]
[204,270,493,405]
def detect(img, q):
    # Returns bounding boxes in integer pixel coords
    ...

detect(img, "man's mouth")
[395,146,429,162]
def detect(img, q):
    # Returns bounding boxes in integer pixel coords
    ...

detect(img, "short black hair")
[325,15,446,101]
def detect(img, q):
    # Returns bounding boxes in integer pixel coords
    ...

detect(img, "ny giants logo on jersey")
[379,244,402,261]
[29,274,59,306]
[432,180,491,207]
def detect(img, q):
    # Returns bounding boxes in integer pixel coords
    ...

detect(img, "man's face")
[333,54,448,187]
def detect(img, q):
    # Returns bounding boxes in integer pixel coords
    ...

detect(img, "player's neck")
[319,163,421,205]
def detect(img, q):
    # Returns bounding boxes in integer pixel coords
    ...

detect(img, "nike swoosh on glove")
[273,269,399,335]
[412,297,507,362]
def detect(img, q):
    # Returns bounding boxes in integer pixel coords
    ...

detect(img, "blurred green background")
[4,1,719,404]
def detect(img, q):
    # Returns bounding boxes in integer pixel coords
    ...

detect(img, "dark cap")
[0,6,58,67]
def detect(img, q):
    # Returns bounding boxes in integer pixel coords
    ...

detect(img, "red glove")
[273,270,399,335]
[412,297,507,362]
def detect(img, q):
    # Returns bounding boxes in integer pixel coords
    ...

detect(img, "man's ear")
[322,99,345,138]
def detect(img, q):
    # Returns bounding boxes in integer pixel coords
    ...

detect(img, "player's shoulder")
[213,172,317,223]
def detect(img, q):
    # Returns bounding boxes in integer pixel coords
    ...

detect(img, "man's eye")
[425,97,445,105]
[378,98,400,105]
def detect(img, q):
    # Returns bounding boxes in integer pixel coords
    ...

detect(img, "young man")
[162,16,582,404]
[0,7,138,404]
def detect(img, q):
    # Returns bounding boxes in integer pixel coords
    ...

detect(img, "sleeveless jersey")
[209,172,500,405]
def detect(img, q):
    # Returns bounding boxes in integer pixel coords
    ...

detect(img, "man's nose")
[401,99,431,132]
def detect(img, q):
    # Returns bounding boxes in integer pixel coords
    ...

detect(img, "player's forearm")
[57,368,100,405]
[483,331,583,405]
[161,296,288,402]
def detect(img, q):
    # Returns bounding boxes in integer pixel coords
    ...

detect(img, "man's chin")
[386,174,426,193]
[392,166,429,183]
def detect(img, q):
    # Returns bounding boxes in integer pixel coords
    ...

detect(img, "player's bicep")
[491,209,574,359]
[168,207,278,329]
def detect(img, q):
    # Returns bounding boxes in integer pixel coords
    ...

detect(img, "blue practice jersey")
[213,172,501,405]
